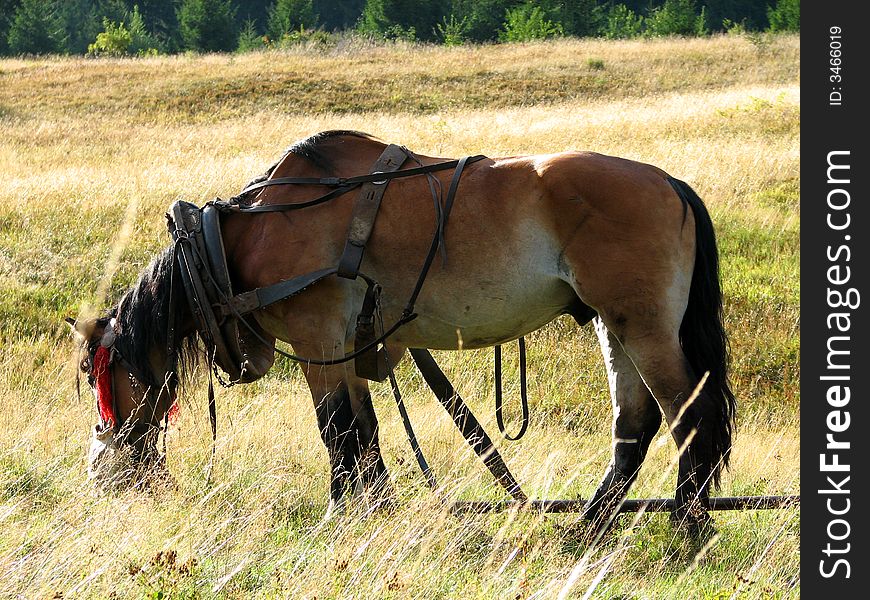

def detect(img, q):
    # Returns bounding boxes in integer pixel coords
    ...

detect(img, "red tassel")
[92,346,115,426]
[167,400,180,425]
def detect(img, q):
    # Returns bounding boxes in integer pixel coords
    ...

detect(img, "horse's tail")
[668,177,736,489]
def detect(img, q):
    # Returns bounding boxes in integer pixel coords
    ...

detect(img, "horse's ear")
[65,316,90,339]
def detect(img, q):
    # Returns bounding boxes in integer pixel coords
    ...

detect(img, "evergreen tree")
[611,0,656,15]
[177,0,237,52]
[1,0,21,54]
[500,2,563,41]
[703,0,769,31]
[128,4,160,54]
[360,0,449,41]
[55,0,127,55]
[450,0,523,42]
[236,0,272,33]
[646,0,703,36]
[604,3,644,39]
[540,0,603,37]
[135,0,180,50]
[236,18,264,51]
[268,0,316,40]
[767,0,799,32]
[315,0,365,31]
[7,0,63,54]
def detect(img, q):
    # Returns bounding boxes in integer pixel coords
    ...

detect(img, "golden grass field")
[0,35,799,598]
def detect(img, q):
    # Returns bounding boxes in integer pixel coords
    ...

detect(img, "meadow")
[0,34,799,598]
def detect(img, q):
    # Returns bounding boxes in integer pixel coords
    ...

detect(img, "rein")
[230,154,476,206]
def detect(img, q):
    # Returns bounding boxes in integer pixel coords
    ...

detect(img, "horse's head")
[68,313,177,490]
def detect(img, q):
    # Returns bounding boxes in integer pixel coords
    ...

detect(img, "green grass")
[0,35,799,599]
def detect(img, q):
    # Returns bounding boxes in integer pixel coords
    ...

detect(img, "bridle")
[79,317,176,454]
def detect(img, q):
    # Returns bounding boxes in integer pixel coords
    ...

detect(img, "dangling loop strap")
[494,337,530,441]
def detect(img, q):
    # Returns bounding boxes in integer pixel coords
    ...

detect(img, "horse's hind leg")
[582,316,661,534]
[606,314,717,534]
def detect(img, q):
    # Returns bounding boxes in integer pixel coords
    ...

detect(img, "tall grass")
[0,35,799,598]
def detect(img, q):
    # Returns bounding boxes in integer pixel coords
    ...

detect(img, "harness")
[165,144,532,499]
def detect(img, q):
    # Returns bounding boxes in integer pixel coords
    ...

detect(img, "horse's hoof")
[323,497,349,522]
[670,508,716,541]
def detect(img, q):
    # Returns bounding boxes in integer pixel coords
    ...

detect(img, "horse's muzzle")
[88,424,168,490]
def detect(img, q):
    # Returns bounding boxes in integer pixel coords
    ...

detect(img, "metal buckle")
[371,171,387,185]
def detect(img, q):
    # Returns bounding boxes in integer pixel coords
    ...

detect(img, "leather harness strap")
[353,282,389,382]
[234,157,474,198]
[338,144,410,280]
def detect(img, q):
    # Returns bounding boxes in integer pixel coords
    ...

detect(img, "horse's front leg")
[297,355,391,508]
[307,373,358,508]
[349,380,392,500]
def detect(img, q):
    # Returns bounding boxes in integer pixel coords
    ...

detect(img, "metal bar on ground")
[450,495,800,514]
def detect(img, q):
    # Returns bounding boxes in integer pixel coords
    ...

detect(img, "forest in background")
[1,0,799,56]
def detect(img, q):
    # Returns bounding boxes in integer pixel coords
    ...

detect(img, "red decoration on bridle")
[92,346,115,427]
[91,333,180,430]
[167,399,180,425]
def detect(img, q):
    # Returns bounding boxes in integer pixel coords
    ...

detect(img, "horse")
[69,130,735,534]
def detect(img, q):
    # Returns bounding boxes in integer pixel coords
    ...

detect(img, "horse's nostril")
[93,423,113,440]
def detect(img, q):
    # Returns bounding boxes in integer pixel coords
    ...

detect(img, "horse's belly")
[391,274,576,350]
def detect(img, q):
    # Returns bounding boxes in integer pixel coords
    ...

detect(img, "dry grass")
[0,35,798,121]
[0,35,799,598]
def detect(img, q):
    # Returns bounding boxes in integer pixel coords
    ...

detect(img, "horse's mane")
[287,130,379,167]
[245,130,381,188]
[111,247,198,387]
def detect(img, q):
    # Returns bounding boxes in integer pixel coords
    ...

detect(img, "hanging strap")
[381,335,437,489]
[203,347,218,485]
[409,348,527,502]
[494,337,530,441]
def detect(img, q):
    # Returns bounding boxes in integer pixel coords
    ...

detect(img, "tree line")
[0,0,799,56]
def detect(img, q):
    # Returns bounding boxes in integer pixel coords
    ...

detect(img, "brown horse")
[70,130,734,533]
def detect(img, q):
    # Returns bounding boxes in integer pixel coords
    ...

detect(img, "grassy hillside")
[0,35,799,599]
